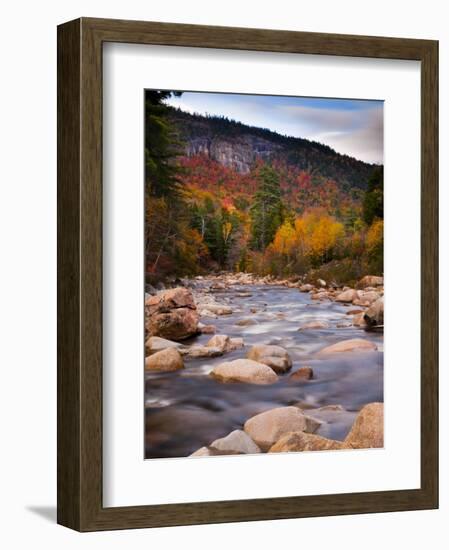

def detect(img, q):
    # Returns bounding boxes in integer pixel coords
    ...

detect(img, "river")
[145,281,384,459]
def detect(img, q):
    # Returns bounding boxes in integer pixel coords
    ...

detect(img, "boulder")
[311,292,329,301]
[318,338,377,355]
[243,406,319,451]
[210,359,278,385]
[246,344,292,374]
[346,309,363,315]
[198,322,217,334]
[189,446,240,457]
[189,446,212,457]
[345,403,384,449]
[299,284,314,292]
[364,297,384,329]
[357,275,384,289]
[335,289,360,303]
[206,334,244,353]
[146,287,199,341]
[145,347,184,372]
[185,345,223,358]
[360,290,380,304]
[317,278,327,287]
[352,312,368,328]
[210,430,261,454]
[289,366,314,381]
[145,336,184,355]
[269,431,347,453]
[200,303,233,315]
[299,320,329,330]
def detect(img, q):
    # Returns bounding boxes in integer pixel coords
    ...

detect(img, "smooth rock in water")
[360,290,380,304]
[269,432,347,453]
[345,403,384,449]
[210,430,261,454]
[198,322,217,334]
[289,366,314,381]
[357,275,384,289]
[352,312,368,328]
[185,345,223,358]
[146,287,199,341]
[210,359,278,385]
[311,292,329,301]
[206,334,244,352]
[145,347,184,372]
[201,303,233,315]
[299,284,314,292]
[243,406,319,451]
[299,320,329,330]
[318,338,377,355]
[336,321,352,328]
[189,446,240,457]
[335,289,360,303]
[352,298,372,307]
[190,446,213,457]
[346,309,364,316]
[145,336,184,355]
[236,318,257,326]
[364,297,384,329]
[246,344,292,374]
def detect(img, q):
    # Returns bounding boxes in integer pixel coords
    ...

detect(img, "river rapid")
[145,280,383,459]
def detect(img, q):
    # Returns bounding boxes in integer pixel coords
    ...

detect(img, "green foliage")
[250,165,283,250]
[145,90,184,201]
[362,167,384,225]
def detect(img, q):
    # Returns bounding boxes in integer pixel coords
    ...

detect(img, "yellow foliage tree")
[272,221,297,256]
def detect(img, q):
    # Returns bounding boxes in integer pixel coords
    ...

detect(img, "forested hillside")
[145,91,384,285]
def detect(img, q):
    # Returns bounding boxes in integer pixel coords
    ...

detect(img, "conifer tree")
[250,164,283,250]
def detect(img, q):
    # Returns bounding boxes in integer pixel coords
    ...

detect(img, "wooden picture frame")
[57,17,438,531]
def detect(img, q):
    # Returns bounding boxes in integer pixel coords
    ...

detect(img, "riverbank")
[145,273,384,459]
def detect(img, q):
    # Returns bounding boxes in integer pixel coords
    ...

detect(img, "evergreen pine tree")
[250,164,283,250]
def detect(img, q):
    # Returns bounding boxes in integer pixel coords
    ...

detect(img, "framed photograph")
[57,17,438,531]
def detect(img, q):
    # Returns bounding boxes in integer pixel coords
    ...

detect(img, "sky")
[165,92,384,164]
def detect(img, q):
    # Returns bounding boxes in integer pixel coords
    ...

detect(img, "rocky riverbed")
[145,273,384,459]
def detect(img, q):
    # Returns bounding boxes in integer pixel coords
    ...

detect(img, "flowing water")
[145,282,383,459]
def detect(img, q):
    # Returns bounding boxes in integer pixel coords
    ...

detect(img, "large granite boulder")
[364,297,384,329]
[243,406,320,451]
[345,403,384,449]
[145,287,199,341]
[269,431,347,453]
[246,344,292,374]
[210,430,261,454]
[318,338,377,355]
[357,275,384,289]
[210,359,278,385]
[145,347,184,372]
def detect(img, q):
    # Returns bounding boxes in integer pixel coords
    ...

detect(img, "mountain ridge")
[167,106,381,192]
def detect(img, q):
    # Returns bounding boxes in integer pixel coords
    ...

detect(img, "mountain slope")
[168,107,380,192]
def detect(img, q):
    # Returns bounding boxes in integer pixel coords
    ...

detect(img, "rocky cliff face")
[185,135,282,174]
[168,107,379,188]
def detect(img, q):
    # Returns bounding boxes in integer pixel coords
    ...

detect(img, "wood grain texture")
[57,17,439,532]
[57,18,81,531]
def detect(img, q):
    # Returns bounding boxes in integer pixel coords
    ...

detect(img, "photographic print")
[144,90,384,459]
